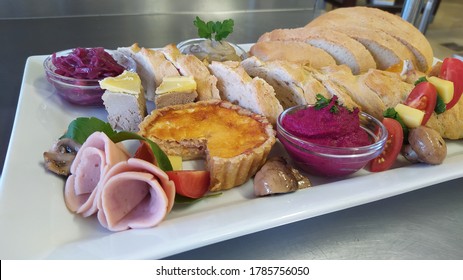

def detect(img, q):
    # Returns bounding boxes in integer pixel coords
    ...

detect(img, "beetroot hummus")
[281,96,370,147]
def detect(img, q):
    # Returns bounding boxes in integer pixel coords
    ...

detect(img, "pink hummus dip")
[281,97,370,147]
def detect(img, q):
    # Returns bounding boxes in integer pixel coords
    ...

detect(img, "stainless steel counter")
[1,2,462,259]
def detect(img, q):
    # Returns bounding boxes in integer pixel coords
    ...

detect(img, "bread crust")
[307,7,433,72]
[208,60,283,125]
[161,44,221,101]
[258,26,377,74]
[249,41,336,68]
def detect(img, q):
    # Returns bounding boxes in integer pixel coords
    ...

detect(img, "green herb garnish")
[414,76,428,86]
[61,117,173,171]
[314,93,341,114]
[434,94,446,114]
[314,94,331,109]
[193,16,234,41]
[383,107,409,140]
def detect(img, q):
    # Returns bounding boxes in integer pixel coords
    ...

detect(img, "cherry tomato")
[439,57,463,110]
[369,118,404,172]
[166,170,210,199]
[404,81,437,125]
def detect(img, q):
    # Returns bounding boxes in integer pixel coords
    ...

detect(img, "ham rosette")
[97,158,175,231]
[64,132,130,217]
[64,131,175,231]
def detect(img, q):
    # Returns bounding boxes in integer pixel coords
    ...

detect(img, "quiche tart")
[138,100,276,191]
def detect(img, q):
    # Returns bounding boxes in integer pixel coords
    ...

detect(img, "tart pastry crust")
[139,100,276,191]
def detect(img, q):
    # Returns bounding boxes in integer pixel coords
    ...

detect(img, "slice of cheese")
[100,71,146,132]
[167,155,183,170]
[428,76,454,104]
[394,103,424,128]
[156,76,197,94]
[99,70,142,95]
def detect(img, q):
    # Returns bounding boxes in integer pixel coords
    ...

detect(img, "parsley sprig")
[314,94,340,114]
[193,16,234,41]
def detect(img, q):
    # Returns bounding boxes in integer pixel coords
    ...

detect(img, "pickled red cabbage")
[52,47,124,79]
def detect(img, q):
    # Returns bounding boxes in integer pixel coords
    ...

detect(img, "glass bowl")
[177,38,248,63]
[43,48,136,106]
[276,105,388,177]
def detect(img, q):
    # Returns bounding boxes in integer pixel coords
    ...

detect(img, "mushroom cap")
[408,126,447,165]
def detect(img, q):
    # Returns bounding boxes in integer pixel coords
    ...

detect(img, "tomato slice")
[369,118,404,172]
[404,81,437,125]
[439,57,463,110]
[166,170,210,198]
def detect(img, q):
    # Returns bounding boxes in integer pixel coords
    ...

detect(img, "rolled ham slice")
[64,132,129,217]
[97,158,175,231]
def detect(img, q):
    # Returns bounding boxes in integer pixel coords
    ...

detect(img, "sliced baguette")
[304,66,361,111]
[208,61,283,125]
[308,7,433,72]
[317,65,386,120]
[358,69,413,109]
[306,20,416,70]
[241,56,329,108]
[117,43,157,101]
[141,48,180,89]
[249,41,336,68]
[258,27,376,74]
[161,44,220,101]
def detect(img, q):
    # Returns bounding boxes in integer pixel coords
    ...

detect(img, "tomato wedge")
[369,118,404,172]
[166,170,210,198]
[133,141,156,164]
[439,57,463,110]
[404,81,437,125]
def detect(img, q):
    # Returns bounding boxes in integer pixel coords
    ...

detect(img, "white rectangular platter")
[1,53,463,259]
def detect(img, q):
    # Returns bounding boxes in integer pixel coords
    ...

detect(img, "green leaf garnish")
[314,94,331,110]
[193,16,234,41]
[314,93,341,114]
[61,117,173,171]
[414,76,428,86]
[61,117,116,144]
[434,94,446,114]
[383,107,409,140]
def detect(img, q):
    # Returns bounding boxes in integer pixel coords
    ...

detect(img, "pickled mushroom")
[254,157,311,197]
[183,39,242,63]
[43,138,82,176]
[402,126,447,165]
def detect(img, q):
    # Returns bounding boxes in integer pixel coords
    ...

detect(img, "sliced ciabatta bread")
[303,66,361,111]
[208,61,283,125]
[117,43,157,101]
[317,65,386,120]
[307,7,433,72]
[258,27,376,74]
[241,56,330,108]
[249,41,336,68]
[141,48,180,89]
[161,44,220,101]
[306,19,415,70]
[357,69,413,109]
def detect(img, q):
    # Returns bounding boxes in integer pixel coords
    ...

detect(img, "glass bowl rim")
[176,38,248,57]
[43,48,135,85]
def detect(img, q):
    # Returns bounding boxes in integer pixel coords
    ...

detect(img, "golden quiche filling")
[146,105,269,158]
[138,100,276,191]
